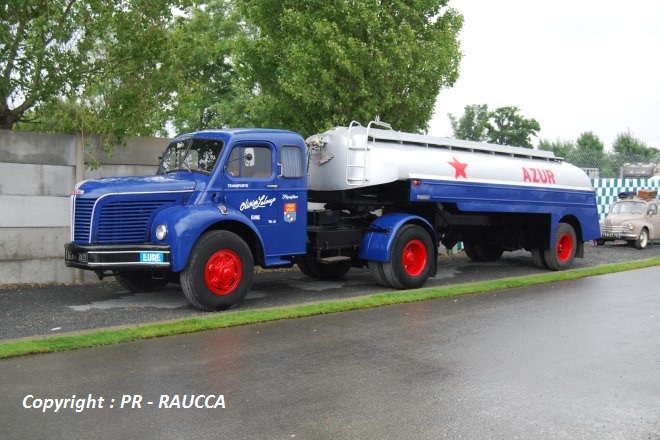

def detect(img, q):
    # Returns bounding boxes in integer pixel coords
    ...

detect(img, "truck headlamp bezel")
[155,224,168,241]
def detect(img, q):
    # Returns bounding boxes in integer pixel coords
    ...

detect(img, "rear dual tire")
[532,222,577,271]
[372,224,434,289]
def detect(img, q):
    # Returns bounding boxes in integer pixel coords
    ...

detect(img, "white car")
[597,191,660,249]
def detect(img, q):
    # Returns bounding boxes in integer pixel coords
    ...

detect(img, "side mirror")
[244,148,255,167]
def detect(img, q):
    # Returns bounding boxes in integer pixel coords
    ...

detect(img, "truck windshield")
[158,138,224,175]
[610,201,645,215]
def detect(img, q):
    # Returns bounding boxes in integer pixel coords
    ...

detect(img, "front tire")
[181,230,254,311]
[543,222,577,271]
[379,224,434,289]
[635,229,649,249]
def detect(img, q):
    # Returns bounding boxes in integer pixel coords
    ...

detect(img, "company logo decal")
[240,195,276,211]
[448,156,468,179]
[522,167,556,184]
[284,203,297,223]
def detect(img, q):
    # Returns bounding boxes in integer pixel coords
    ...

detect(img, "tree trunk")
[0,112,16,130]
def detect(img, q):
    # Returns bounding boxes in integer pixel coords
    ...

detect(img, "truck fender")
[152,204,264,272]
[359,213,438,268]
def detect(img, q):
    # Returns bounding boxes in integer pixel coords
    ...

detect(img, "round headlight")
[627,223,635,231]
[155,224,168,240]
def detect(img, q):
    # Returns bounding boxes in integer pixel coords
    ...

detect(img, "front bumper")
[65,242,171,271]
[599,230,638,241]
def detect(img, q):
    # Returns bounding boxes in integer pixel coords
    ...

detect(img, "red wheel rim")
[402,239,427,277]
[556,233,573,262]
[204,250,242,296]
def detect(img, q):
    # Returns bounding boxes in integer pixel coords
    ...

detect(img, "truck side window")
[281,145,304,178]
[227,146,272,178]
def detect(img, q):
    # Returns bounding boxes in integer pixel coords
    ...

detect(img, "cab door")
[222,142,307,257]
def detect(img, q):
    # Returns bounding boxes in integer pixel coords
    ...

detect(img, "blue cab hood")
[74,173,199,198]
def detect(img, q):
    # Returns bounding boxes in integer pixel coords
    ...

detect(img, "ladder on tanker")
[345,118,392,186]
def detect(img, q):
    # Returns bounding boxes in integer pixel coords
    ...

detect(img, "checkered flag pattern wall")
[592,178,660,220]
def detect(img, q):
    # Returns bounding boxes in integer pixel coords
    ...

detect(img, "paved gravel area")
[1,241,658,341]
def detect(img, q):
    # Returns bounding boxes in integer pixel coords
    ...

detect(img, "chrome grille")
[73,198,95,242]
[73,197,179,244]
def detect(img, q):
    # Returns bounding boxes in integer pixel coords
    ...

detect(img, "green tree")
[538,138,575,158]
[569,131,607,172]
[450,104,540,147]
[232,0,463,135]
[576,131,604,153]
[167,0,246,133]
[612,130,657,161]
[2,0,87,129]
[486,106,540,148]
[3,0,190,140]
[448,104,489,141]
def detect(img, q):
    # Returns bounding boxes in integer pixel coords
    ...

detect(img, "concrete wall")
[0,130,169,285]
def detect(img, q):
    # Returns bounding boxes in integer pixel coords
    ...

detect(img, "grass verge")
[1,257,658,360]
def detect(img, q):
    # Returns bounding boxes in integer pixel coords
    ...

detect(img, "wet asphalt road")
[1,241,659,341]
[1,266,659,439]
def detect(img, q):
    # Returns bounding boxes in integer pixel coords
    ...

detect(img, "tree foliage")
[538,138,575,159]
[486,106,540,148]
[4,0,191,144]
[449,104,540,148]
[232,0,463,135]
[612,131,657,161]
[576,131,604,153]
[1,0,89,129]
[538,130,660,178]
[448,104,488,141]
[167,1,245,133]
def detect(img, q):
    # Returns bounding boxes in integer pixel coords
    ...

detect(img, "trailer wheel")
[181,230,254,311]
[380,224,434,289]
[635,228,649,250]
[543,222,577,271]
[116,271,169,292]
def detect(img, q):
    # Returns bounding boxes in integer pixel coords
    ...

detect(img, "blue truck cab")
[66,128,308,310]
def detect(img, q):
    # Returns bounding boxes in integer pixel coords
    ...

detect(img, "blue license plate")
[140,252,164,263]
